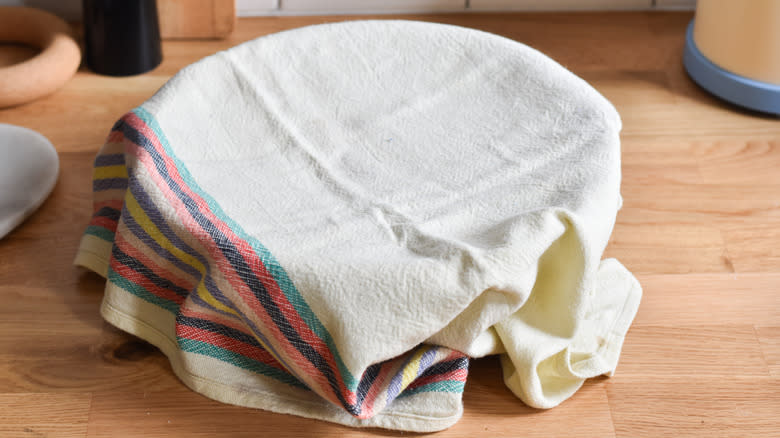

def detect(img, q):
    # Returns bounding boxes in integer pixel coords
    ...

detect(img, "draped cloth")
[75,20,641,432]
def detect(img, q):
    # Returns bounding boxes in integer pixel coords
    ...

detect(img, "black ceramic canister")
[83,0,163,76]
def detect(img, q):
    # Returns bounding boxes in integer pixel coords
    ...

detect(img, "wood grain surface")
[0,12,778,437]
[158,0,236,39]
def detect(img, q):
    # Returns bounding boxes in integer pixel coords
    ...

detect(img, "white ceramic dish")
[0,123,59,239]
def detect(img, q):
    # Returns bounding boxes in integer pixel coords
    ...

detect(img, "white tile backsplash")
[469,0,652,11]
[279,0,466,13]
[237,0,278,15]
[1,0,693,19]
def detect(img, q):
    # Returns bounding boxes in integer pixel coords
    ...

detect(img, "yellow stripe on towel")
[94,164,129,180]
[399,345,433,390]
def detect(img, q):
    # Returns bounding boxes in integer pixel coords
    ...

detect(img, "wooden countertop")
[1,12,778,437]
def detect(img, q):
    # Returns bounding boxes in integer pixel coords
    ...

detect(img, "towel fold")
[75,20,641,432]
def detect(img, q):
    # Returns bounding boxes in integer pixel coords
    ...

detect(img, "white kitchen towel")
[75,20,641,431]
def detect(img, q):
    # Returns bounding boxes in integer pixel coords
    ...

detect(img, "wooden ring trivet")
[0,7,81,108]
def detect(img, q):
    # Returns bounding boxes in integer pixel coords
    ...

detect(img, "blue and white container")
[683,0,780,115]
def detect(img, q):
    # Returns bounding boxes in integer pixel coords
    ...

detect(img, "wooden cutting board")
[158,0,236,39]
